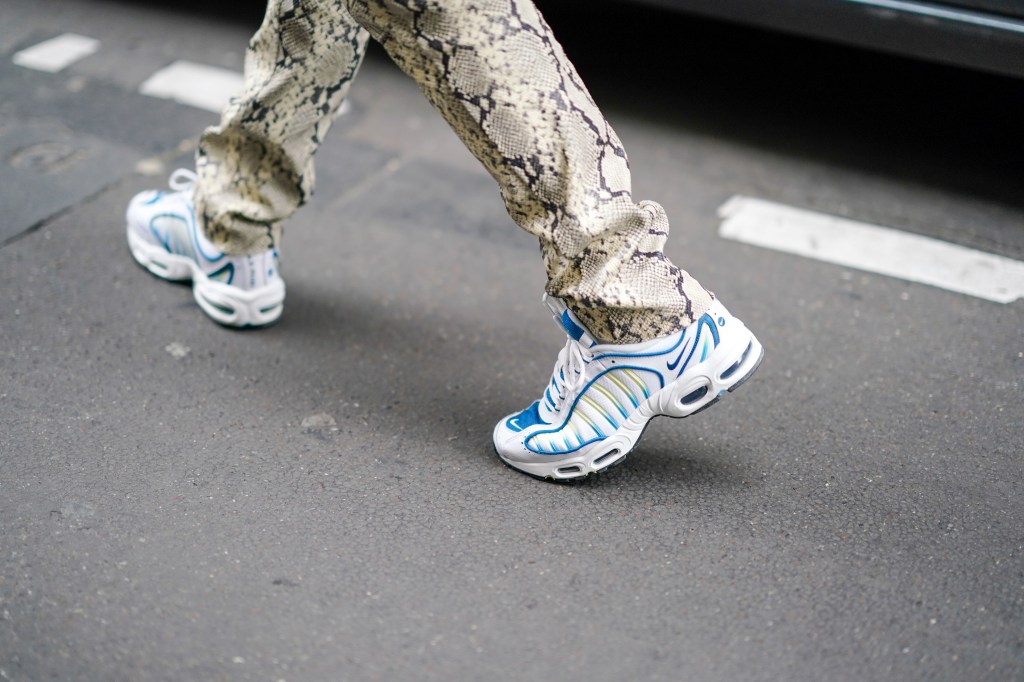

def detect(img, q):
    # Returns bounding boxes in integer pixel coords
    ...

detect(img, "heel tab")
[542,294,598,347]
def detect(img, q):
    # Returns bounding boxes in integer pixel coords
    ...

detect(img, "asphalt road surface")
[2,1,1022,680]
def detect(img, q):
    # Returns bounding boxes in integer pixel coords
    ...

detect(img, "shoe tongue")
[543,294,598,348]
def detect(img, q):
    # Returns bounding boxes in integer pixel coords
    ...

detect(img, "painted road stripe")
[718,195,1024,303]
[13,33,100,73]
[139,60,244,113]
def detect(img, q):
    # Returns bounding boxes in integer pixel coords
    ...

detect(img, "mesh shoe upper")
[126,170,280,290]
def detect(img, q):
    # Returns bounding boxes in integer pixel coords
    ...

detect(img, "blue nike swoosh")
[667,340,690,371]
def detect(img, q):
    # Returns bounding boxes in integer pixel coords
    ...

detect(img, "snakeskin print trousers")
[194,0,713,343]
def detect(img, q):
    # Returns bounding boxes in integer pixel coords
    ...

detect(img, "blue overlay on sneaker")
[560,310,585,341]
[672,313,721,378]
[525,366,661,455]
[506,401,547,433]
[208,262,235,285]
[149,214,189,255]
[147,206,223,266]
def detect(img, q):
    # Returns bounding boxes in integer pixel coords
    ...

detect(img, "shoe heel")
[726,344,764,393]
[193,277,285,328]
[127,227,194,281]
[659,333,763,418]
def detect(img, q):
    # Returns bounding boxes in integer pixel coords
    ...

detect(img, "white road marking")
[718,195,1024,303]
[139,60,244,113]
[13,33,100,73]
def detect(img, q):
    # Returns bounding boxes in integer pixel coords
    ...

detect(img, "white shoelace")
[549,337,593,411]
[169,168,197,192]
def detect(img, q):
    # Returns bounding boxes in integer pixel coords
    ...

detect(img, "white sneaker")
[125,169,285,327]
[493,295,763,481]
